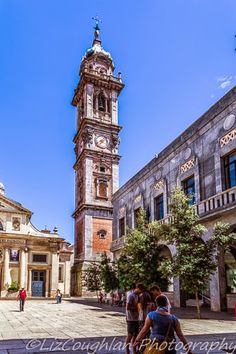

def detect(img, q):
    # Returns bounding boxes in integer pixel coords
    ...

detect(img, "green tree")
[151,187,236,318]
[118,208,168,290]
[83,262,102,300]
[100,252,119,293]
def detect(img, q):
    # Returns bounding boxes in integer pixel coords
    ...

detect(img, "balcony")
[197,186,236,219]
[110,236,126,252]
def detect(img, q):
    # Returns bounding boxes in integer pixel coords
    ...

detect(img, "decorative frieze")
[0,239,26,245]
[154,179,164,190]
[134,195,142,204]
[118,206,126,218]
[180,158,195,174]
[220,128,236,147]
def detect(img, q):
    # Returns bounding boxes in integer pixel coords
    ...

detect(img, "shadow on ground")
[0,334,236,354]
[65,298,235,321]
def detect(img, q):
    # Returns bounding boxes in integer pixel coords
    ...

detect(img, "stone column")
[20,250,26,288]
[3,248,11,287]
[173,277,181,308]
[45,269,50,297]
[24,251,28,290]
[210,252,227,312]
[64,260,71,297]
[28,269,32,296]
[50,253,59,297]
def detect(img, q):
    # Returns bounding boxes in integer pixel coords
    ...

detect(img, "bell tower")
[71,22,124,295]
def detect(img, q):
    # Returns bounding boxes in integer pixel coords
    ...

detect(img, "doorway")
[32,270,46,297]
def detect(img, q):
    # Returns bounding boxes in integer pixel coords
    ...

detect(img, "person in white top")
[150,285,171,312]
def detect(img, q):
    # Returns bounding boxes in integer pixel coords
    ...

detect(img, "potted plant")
[6,281,20,297]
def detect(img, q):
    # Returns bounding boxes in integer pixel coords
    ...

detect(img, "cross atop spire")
[92,16,102,45]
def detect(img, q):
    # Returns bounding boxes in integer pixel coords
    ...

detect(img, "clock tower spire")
[71,24,124,295]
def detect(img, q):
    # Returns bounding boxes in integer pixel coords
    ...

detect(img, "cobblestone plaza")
[0,299,235,353]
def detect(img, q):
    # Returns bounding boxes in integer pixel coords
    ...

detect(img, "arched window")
[96,178,108,199]
[107,99,111,114]
[0,222,3,231]
[93,94,97,111]
[225,246,236,294]
[99,181,107,198]
[98,93,105,112]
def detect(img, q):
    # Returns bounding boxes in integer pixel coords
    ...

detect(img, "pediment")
[0,195,32,216]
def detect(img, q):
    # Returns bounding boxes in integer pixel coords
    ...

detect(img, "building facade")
[0,184,73,298]
[71,24,124,295]
[112,87,236,311]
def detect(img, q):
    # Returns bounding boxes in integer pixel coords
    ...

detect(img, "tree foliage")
[151,187,236,317]
[83,262,102,297]
[118,208,169,290]
[100,252,119,293]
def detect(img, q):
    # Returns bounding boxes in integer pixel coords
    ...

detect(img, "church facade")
[112,86,236,311]
[71,24,124,295]
[0,184,73,298]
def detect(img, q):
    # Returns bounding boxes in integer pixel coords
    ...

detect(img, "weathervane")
[92,16,102,30]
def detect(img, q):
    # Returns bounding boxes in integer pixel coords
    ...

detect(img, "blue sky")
[0,0,236,243]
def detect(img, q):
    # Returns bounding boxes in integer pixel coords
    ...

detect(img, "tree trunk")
[195,291,201,319]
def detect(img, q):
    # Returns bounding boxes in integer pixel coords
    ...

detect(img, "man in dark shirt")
[150,285,171,312]
[125,283,144,354]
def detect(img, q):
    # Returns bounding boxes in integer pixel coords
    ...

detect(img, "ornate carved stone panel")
[180,158,195,174]
[134,195,142,204]
[154,179,164,190]
[12,217,20,231]
[220,128,236,147]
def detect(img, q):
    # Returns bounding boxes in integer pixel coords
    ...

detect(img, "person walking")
[125,284,145,354]
[17,287,27,312]
[150,285,171,312]
[56,289,62,304]
[134,295,193,354]
[138,285,153,331]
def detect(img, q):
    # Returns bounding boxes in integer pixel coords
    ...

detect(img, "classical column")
[45,269,49,297]
[3,248,11,287]
[28,269,32,296]
[20,250,26,288]
[24,250,28,290]
[50,252,59,297]
[64,260,71,297]
[173,277,181,308]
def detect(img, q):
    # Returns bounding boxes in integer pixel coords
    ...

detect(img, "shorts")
[127,321,139,336]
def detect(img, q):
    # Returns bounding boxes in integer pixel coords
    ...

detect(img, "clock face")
[96,135,108,149]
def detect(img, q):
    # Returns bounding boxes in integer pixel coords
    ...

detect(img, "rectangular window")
[134,208,141,228]
[10,249,19,262]
[224,151,236,190]
[32,254,47,263]
[182,176,195,205]
[154,194,164,220]
[119,217,125,237]
[59,266,64,282]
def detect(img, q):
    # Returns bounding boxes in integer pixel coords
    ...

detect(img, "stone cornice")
[73,118,122,144]
[0,194,32,216]
[0,233,64,243]
[72,204,113,218]
[73,149,121,170]
[72,72,124,107]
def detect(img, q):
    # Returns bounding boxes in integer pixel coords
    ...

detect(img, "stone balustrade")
[110,236,126,252]
[197,186,236,217]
